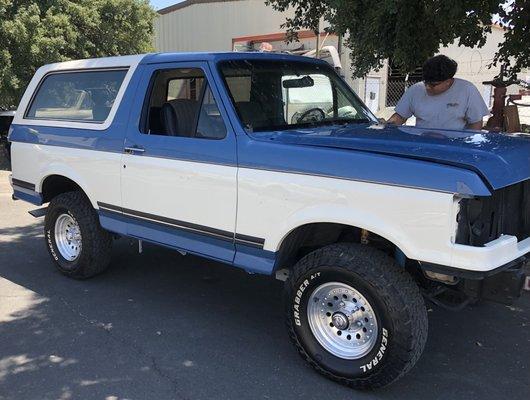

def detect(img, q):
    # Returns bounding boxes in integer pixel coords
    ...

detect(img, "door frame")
[100,61,239,263]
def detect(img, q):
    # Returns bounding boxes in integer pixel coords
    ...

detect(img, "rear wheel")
[285,243,428,389]
[44,191,112,279]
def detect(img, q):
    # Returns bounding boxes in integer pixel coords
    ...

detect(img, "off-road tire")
[44,191,112,279]
[285,243,428,389]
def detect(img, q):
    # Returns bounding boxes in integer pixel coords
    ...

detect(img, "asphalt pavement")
[0,162,529,400]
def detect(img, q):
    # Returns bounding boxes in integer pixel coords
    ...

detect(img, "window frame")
[140,66,227,140]
[24,67,130,127]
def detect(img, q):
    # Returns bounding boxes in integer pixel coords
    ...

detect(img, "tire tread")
[285,243,428,389]
[45,191,112,279]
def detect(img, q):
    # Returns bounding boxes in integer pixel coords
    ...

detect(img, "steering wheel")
[296,107,326,124]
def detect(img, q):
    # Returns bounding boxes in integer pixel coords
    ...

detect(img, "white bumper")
[450,235,530,272]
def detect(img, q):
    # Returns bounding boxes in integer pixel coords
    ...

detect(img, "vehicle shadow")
[0,220,528,400]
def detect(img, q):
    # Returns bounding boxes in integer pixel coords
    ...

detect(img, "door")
[119,62,237,262]
[364,77,380,114]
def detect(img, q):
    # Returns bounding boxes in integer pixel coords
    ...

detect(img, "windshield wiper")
[320,118,371,126]
[251,118,372,133]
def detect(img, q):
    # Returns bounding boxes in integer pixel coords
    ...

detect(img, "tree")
[0,0,157,109]
[265,0,530,80]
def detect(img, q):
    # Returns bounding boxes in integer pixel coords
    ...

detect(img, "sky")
[150,0,182,10]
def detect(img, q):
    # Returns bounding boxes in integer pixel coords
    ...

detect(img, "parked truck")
[8,52,529,389]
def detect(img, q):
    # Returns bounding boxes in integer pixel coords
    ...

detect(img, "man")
[387,55,490,130]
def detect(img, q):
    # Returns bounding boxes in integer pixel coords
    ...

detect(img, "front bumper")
[450,235,530,273]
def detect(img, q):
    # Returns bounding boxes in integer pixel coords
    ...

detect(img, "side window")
[144,68,226,139]
[167,76,204,101]
[26,69,127,122]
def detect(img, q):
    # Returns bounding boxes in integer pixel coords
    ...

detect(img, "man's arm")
[389,85,415,125]
[464,82,489,130]
[387,113,408,125]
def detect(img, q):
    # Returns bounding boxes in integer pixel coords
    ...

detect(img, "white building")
[155,0,511,118]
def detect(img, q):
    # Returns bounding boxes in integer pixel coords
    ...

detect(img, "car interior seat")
[161,99,199,136]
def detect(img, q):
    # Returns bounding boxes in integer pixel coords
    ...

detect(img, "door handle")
[124,146,145,154]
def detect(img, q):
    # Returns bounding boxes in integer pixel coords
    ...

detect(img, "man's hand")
[466,120,483,130]
[387,113,407,125]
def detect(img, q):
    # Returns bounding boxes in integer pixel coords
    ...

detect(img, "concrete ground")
[0,164,529,400]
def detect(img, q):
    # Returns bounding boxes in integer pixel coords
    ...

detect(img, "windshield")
[218,59,376,132]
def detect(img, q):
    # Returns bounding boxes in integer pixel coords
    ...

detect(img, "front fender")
[268,203,413,258]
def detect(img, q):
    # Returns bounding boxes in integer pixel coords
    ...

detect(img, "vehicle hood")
[252,124,530,191]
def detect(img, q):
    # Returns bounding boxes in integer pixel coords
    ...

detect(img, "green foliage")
[0,0,157,109]
[495,1,530,80]
[265,0,529,80]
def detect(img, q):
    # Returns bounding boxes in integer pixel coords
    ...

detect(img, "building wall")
[444,26,508,100]
[155,0,292,52]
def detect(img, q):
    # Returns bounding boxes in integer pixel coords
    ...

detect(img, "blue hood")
[253,124,530,191]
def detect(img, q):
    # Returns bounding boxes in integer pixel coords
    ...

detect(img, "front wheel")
[285,243,428,389]
[44,191,112,279]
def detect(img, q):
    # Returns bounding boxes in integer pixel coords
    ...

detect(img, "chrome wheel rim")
[54,214,82,261]
[307,282,378,360]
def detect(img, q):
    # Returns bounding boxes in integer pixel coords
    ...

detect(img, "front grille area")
[456,180,530,246]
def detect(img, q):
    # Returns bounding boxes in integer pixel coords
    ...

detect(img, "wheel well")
[275,223,401,271]
[41,175,84,204]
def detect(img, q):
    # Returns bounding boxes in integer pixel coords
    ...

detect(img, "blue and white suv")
[8,52,530,389]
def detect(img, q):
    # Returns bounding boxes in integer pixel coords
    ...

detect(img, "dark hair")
[422,55,457,83]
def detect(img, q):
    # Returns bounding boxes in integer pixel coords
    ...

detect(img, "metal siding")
[155,0,294,52]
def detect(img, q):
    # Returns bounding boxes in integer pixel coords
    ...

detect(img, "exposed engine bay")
[422,179,530,308]
[456,179,530,247]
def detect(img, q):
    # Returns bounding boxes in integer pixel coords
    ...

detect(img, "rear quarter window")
[26,69,128,123]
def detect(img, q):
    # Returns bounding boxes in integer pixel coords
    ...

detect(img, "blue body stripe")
[9,124,125,153]
[233,244,277,275]
[9,122,491,196]
[236,134,491,196]
[242,126,530,193]
[98,209,277,274]
[13,189,43,206]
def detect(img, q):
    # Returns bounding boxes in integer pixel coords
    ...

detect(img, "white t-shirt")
[395,78,490,130]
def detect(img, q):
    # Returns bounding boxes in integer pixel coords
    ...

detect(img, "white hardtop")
[38,54,148,73]
[12,54,147,131]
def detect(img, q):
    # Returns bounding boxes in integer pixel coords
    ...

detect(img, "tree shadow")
[0,218,528,400]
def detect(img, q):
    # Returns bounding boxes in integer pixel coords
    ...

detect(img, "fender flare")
[37,165,98,209]
[266,204,414,259]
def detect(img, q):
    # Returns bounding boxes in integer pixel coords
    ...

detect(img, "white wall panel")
[155,0,294,52]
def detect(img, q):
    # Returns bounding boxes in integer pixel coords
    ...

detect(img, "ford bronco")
[8,52,529,389]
